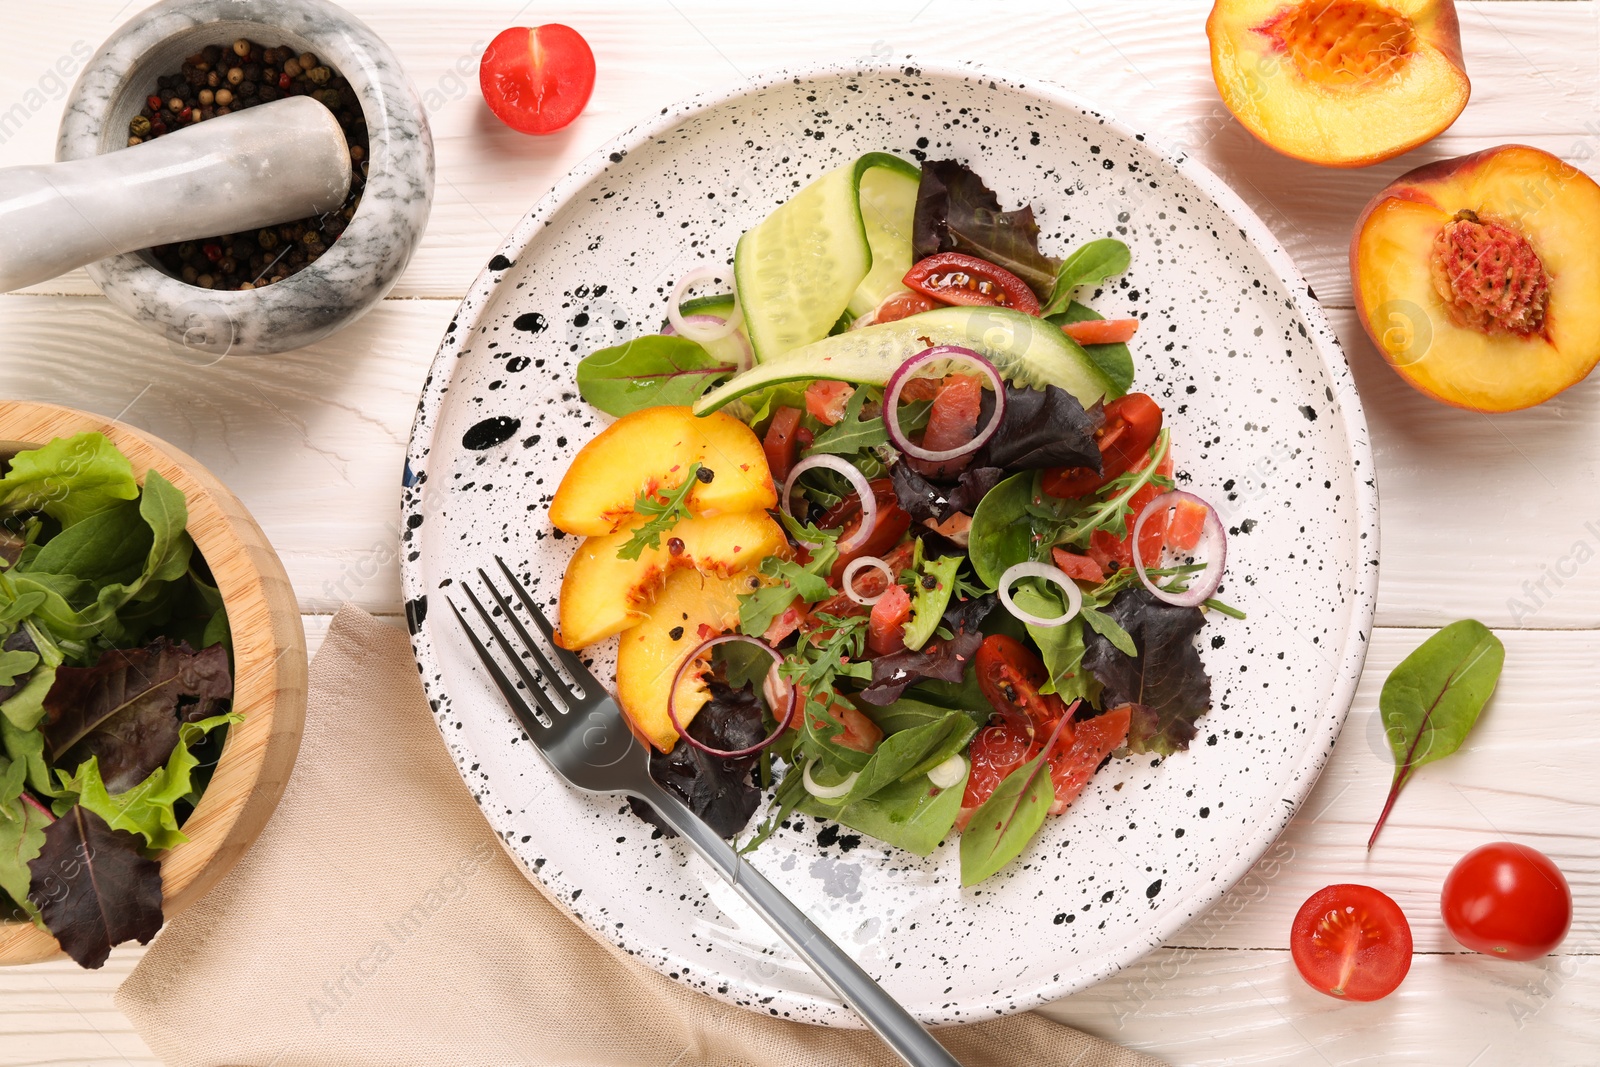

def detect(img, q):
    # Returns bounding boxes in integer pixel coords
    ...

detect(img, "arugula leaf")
[575,335,736,417]
[0,434,139,528]
[0,650,38,689]
[2,717,58,798]
[1041,238,1131,317]
[27,805,163,968]
[959,715,1070,885]
[1060,430,1171,546]
[1048,300,1135,397]
[59,711,238,852]
[1082,587,1211,757]
[615,463,703,561]
[737,519,840,637]
[805,389,888,456]
[912,160,1060,300]
[1369,620,1505,850]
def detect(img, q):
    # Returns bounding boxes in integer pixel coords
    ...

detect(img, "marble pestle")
[0,96,350,293]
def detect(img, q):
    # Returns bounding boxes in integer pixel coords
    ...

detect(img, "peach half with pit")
[1351,144,1600,411]
[1207,0,1470,167]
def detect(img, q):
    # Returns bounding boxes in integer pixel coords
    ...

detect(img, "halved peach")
[1207,0,1470,167]
[556,511,789,650]
[615,567,754,752]
[1352,144,1600,411]
[550,406,776,536]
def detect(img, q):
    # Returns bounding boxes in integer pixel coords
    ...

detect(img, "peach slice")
[549,406,776,537]
[1351,145,1600,411]
[615,567,753,752]
[1207,0,1470,167]
[556,511,789,650]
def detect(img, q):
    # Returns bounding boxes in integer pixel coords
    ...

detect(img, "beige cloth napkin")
[117,605,1164,1067]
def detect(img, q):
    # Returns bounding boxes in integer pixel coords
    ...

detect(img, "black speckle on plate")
[488,254,513,272]
[463,416,522,451]
[513,312,549,333]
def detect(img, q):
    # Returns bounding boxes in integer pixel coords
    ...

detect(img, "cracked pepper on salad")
[546,153,1241,885]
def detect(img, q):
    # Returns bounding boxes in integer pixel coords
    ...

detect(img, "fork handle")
[636,784,963,1067]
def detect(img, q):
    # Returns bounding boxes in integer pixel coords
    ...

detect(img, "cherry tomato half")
[1041,392,1164,499]
[480,25,596,135]
[974,634,1073,742]
[1291,884,1413,1002]
[1441,842,1572,961]
[904,253,1042,316]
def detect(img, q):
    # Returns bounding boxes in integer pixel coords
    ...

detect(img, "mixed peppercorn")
[128,38,369,290]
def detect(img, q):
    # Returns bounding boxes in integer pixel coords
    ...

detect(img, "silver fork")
[449,557,963,1067]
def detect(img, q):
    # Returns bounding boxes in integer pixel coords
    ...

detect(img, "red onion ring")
[1132,491,1228,608]
[997,561,1083,629]
[842,555,893,606]
[883,346,1006,462]
[781,454,877,552]
[667,634,797,758]
[662,313,753,371]
[667,266,743,344]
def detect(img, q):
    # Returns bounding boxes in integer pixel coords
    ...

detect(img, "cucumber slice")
[667,294,752,371]
[693,306,1115,415]
[735,152,917,363]
[848,156,921,318]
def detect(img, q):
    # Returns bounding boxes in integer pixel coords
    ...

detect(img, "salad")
[0,433,236,966]
[548,153,1239,886]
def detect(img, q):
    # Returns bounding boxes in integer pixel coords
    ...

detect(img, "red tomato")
[1291,884,1413,1001]
[907,374,983,478]
[805,380,854,426]
[1042,393,1164,500]
[974,634,1074,743]
[1441,843,1572,960]
[801,690,884,753]
[479,25,596,135]
[860,290,939,327]
[819,480,912,584]
[762,406,803,484]
[1051,547,1105,584]
[1045,705,1130,814]
[957,720,1032,829]
[1060,317,1139,346]
[867,581,911,656]
[904,253,1042,316]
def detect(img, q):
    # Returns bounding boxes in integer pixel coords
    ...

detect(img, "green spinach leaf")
[1369,620,1505,850]
[797,771,965,857]
[575,335,737,417]
[1048,300,1135,397]
[1041,239,1131,316]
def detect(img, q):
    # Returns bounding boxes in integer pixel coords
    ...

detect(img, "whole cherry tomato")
[1441,842,1572,961]
[480,25,595,135]
[1290,884,1412,1001]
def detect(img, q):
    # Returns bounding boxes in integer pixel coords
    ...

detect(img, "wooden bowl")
[0,401,307,965]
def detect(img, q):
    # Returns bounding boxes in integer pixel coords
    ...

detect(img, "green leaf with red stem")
[1369,620,1505,850]
[959,710,1072,886]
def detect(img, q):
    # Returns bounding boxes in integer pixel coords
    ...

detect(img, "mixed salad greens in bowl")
[0,431,237,968]
[547,152,1243,886]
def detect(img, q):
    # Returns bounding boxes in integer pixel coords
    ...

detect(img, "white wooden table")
[3,2,1598,1063]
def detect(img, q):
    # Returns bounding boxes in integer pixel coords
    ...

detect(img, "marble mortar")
[57,0,435,356]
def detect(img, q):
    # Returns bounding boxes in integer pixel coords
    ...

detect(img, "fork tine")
[447,597,551,737]
[493,555,598,688]
[475,567,583,708]
[458,582,569,722]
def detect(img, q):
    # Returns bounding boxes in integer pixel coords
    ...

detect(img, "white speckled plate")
[400,61,1378,1027]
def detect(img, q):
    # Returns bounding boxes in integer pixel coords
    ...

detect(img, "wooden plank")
[3,3,1594,308]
